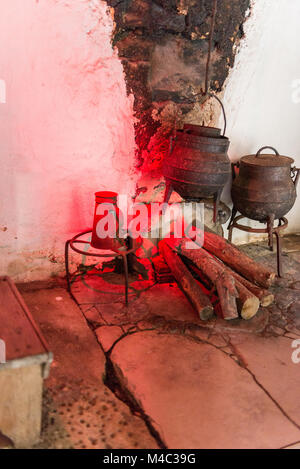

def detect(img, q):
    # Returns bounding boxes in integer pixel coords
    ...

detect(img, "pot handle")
[291,167,300,189]
[255,146,280,157]
[183,92,227,136]
[231,161,239,180]
[207,93,227,136]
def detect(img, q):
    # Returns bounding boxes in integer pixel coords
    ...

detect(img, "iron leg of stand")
[275,231,283,278]
[123,253,129,306]
[227,207,237,243]
[213,190,221,224]
[228,211,237,243]
[267,214,275,252]
[65,240,71,292]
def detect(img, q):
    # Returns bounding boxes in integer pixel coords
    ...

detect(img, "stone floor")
[18,234,300,449]
[18,285,158,450]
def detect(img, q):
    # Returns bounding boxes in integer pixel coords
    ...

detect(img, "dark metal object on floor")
[65,230,141,305]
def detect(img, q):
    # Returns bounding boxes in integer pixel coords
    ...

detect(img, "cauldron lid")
[241,154,294,167]
[241,146,294,167]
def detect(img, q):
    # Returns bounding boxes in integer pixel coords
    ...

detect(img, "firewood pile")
[156,231,276,321]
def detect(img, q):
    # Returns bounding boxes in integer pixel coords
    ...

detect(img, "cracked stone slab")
[205,333,229,348]
[74,271,270,335]
[142,284,269,334]
[285,441,300,449]
[143,284,202,324]
[19,287,158,449]
[229,334,300,427]
[80,305,105,327]
[267,255,300,281]
[274,288,300,311]
[289,252,300,266]
[239,245,300,282]
[285,332,300,340]
[95,297,150,326]
[95,326,124,352]
[184,324,211,341]
[111,331,300,449]
[70,272,141,305]
[213,308,269,334]
[281,234,300,253]
[265,324,286,336]
[288,302,300,328]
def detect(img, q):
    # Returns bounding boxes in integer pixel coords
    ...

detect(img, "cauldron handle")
[255,146,280,157]
[292,167,300,189]
[207,93,227,136]
[186,92,227,136]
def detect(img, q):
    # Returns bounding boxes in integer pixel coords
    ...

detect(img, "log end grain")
[199,305,215,321]
[239,296,260,321]
[260,293,275,308]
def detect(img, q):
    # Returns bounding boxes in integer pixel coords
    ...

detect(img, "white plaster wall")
[0,0,136,281]
[222,0,300,243]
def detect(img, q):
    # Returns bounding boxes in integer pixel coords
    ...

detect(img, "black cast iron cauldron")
[231,146,300,222]
[163,95,231,221]
[163,131,230,200]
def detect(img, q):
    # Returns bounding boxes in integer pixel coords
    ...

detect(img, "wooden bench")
[0,276,52,448]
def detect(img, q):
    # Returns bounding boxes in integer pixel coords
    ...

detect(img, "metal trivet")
[65,229,141,305]
[227,215,288,277]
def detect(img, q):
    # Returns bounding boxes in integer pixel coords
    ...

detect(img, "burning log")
[201,230,276,289]
[166,238,239,321]
[160,242,214,321]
